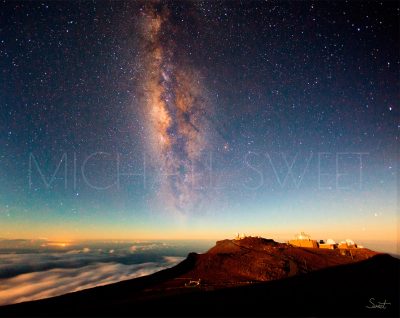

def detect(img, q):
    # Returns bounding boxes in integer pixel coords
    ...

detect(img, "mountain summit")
[0,237,398,317]
[180,236,377,284]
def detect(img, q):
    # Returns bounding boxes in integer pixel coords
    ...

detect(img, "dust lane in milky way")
[138,3,212,216]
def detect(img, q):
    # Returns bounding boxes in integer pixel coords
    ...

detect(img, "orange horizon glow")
[1,226,398,244]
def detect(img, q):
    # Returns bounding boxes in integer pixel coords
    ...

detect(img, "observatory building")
[338,239,357,249]
[288,232,319,248]
[319,238,338,249]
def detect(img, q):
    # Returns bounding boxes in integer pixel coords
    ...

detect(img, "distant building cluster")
[233,232,364,250]
[288,232,363,250]
[235,233,247,240]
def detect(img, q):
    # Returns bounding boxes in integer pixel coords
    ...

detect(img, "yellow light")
[46,242,70,247]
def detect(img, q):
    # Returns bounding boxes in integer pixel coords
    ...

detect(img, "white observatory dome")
[326,238,336,245]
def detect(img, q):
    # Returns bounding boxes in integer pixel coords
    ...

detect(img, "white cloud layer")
[0,256,183,306]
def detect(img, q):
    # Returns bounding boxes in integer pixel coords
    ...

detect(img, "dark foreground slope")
[0,238,398,317]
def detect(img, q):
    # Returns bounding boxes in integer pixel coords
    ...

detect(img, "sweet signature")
[366,298,391,310]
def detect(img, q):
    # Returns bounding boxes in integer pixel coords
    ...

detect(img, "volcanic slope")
[1,237,398,317]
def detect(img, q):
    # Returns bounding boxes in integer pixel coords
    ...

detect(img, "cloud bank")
[0,240,187,306]
[0,256,182,306]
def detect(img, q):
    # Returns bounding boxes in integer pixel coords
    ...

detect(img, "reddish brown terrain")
[0,237,397,317]
[168,237,378,287]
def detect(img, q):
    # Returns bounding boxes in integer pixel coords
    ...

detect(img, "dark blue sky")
[0,1,398,241]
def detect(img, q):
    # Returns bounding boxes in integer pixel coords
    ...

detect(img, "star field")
[0,1,398,241]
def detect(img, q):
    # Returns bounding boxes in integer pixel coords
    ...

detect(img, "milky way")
[138,3,212,215]
[1,0,397,241]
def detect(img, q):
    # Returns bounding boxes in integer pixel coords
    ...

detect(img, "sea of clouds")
[0,240,200,306]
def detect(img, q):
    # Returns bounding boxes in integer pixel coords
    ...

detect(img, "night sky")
[0,1,398,243]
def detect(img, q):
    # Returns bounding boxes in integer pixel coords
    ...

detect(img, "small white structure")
[235,233,247,240]
[339,239,357,249]
[345,239,355,246]
[185,279,201,287]
[296,232,311,240]
[326,238,336,245]
[289,232,318,248]
[319,238,338,249]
